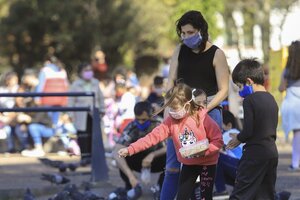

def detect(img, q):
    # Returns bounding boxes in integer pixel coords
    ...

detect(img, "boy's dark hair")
[222,110,237,129]
[77,62,91,75]
[134,101,153,116]
[232,58,265,85]
[176,10,208,52]
[154,76,164,86]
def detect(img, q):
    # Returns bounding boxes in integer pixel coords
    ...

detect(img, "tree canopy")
[0,0,227,76]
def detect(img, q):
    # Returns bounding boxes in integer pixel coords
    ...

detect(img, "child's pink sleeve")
[203,114,223,157]
[127,119,171,156]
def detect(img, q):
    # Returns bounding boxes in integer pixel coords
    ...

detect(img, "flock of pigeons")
[23,158,106,200]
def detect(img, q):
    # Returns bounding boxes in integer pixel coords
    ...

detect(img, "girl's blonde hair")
[153,80,201,124]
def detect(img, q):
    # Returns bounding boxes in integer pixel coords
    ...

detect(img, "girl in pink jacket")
[119,82,223,200]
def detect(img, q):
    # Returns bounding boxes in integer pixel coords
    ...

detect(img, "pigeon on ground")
[50,190,71,200]
[82,182,105,200]
[63,184,85,200]
[68,162,79,172]
[38,158,64,168]
[41,173,70,185]
[23,188,35,200]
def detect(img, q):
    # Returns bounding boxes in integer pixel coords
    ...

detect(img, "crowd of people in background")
[0,50,174,158]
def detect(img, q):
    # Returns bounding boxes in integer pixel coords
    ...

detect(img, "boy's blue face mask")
[239,85,254,98]
[182,32,202,49]
[135,120,151,131]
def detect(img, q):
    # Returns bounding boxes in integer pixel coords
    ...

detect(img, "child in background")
[55,113,80,156]
[147,76,165,118]
[214,110,243,196]
[227,59,279,199]
[118,82,223,200]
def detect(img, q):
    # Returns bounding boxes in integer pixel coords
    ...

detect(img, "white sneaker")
[21,149,45,157]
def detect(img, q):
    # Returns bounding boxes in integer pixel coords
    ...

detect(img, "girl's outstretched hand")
[118,148,129,158]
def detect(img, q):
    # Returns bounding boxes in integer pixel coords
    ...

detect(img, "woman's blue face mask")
[135,120,151,131]
[182,32,202,49]
[239,85,254,98]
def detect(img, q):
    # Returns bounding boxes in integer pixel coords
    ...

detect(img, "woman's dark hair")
[232,58,264,85]
[285,40,300,80]
[134,101,153,116]
[176,10,209,52]
[77,62,91,75]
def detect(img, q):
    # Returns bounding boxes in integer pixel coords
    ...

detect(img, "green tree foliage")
[0,0,225,76]
[0,0,139,74]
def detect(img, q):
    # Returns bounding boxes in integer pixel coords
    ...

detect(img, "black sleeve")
[237,97,254,143]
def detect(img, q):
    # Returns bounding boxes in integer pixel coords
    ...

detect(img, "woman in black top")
[161,10,229,200]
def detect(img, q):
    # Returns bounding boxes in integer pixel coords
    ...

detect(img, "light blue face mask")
[182,32,202,49]
[239,85,254,98]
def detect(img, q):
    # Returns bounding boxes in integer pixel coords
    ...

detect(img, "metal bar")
[0,92,94,97]
[0,107,90,112]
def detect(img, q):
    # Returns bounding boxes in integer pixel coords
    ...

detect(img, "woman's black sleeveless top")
[177,44,218,96]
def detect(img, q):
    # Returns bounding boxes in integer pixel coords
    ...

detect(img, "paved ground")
[0,134,300,200]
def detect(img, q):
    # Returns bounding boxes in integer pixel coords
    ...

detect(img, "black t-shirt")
[237,91,278,159]
[177,44,218,96]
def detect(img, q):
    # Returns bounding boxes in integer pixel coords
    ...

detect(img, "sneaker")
[276,191,291,200]
[213,190,229,197]
[150,184,160,200]
[287,165,300,172]
[21,149,45,157]
[127,184,142,200]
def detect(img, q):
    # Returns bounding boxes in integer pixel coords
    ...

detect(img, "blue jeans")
[28,123,54,145]
[160,108,222,200]
[215,153,239,192]
[6,125,30,151]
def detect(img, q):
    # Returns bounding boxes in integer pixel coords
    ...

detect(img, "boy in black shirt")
[227,58,279,200]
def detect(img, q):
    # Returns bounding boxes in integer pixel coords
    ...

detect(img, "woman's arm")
[208,49,229,111]
[165,45,181,91]
[163,45,181,119]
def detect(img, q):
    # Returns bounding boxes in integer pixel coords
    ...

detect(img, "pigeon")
[63,184,85,200]
[82,182,105,200]
[51,190,71,200]
[68,162,79,172]
[23,188,35,200]
[38,158,64,168]
[41,173,70,185]
[58,163,68,173]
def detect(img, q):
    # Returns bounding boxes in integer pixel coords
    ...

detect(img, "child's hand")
[226,133,241,150]
[118,148,129,158]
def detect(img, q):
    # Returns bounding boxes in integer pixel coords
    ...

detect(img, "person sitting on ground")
[214,110,243,196]
[21,108,55,157]
[109,101,166,200]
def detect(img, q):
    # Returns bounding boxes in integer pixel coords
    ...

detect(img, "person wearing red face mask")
[68,62,105,164]
[91,50,108,80]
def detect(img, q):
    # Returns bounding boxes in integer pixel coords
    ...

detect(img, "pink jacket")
[128,109,223,166]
